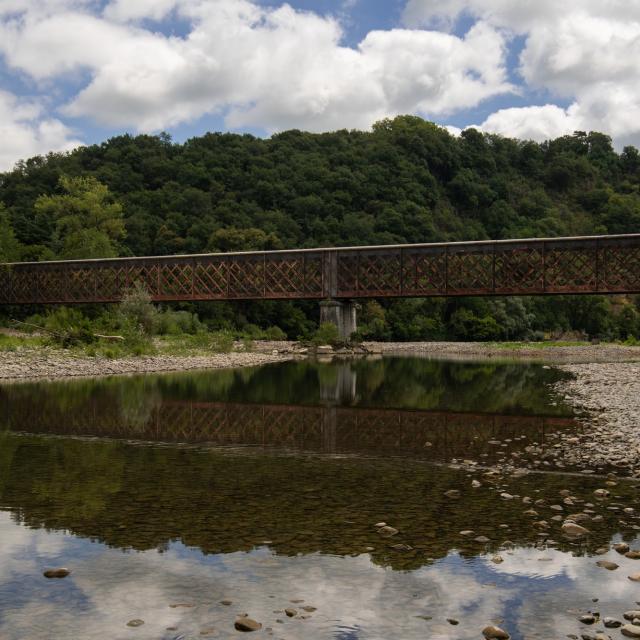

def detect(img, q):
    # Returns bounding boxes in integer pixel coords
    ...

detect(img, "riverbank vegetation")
[1,116,639,342]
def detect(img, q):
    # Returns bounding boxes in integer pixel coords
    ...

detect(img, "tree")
[34,176,125,259]
[0,204,22,262]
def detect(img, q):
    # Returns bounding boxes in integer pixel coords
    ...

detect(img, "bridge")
[1,233,639,336]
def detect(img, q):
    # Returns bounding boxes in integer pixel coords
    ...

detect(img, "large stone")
[235,617,262,632]
[43,568,70,579]
[377,525,398,538]
[561,522,590,537]
[622,624,640,637]
[482,625,510,639]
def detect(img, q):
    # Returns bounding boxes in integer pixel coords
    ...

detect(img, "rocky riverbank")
[0,349,293,381]
[552,362,640,477]
[371,341,640,363]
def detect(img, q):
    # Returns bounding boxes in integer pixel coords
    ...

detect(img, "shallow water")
[1,358,638,640]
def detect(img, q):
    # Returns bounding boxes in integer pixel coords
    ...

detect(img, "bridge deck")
[1,234,639,304]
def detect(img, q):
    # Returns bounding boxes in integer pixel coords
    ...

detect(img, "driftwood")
[93,334,125,342]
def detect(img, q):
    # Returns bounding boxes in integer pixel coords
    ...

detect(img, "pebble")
[377,526,398,537]
[43,568,70,579]
[234,617,262,632]
[126,620,144,628]
[482,625,510,639]
[629,573,640,582]
[595,560,619,570]
[562,522,590,537]
[444,490,461,499]
[285,608,297,617]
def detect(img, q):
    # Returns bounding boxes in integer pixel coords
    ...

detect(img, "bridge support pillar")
[319,300,357,341]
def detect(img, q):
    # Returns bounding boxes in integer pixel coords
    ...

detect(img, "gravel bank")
[0,350,292,381]
[553,362,640,476]
[372,341,640,363]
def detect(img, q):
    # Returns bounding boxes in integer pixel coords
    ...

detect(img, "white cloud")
[404,1,640,147]
[0,90,83,171]
[0,0,513,138]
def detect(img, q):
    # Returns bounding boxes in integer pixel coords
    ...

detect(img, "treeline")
[1,116,639,341]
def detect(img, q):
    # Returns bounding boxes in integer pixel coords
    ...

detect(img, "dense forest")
[1,115,639,341]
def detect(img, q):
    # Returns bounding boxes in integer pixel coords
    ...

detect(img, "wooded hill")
[1,116,639,341]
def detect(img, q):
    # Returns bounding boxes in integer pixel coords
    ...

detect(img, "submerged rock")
[377,525,398,538]
[482,625,510,639]
[126,620,144,628]
[43,568,70,579]
[235,617,262,632]
[562,522,590,537]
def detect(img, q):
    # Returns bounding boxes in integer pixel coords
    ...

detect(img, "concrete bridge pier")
[319,299,357,340]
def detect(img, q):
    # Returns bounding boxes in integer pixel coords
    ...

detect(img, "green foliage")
[34,175,125,259]
[39,307,97,348]
[263,325,287,341]
[2,118,640,342]
[118,282,157,335]
[311,322,341,346]
[0,203,23,262]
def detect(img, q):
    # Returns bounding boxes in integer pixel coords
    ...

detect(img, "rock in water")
[126,620,144,628]
[284,608,297,618]
[624,611,640,621]
[482,625,510,639]
[43,568,70,579]
[235,617,262,632]
[622,624,640,637]
[561,522,590,537]
[614,542,631,554]
[596,560,619,570]
[629,573,640,582]
[377,525,398,538]
[444,489,461,499]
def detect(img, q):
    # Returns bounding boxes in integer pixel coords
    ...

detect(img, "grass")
[0,333,44,352]
[487,340,593,350]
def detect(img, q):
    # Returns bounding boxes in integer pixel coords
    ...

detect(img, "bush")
[263,325,287,341]
[155,310,203,335]
[119,282,157,334]
[40,307,96,348]
[311,322,341,346]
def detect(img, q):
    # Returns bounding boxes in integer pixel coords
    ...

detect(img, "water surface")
[1,358,637,640]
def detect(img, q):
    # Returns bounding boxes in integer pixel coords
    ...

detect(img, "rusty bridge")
[1,233,639,336]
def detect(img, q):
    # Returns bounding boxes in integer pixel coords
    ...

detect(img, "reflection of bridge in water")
[5,395,578,461]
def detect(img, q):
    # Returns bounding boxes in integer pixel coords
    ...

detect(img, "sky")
[1,0,640,171]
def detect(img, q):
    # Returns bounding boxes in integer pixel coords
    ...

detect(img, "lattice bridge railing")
[1,234,639,304]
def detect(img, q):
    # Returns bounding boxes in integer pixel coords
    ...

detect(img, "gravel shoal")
[370,341,640,363]
[0,350,292,381]
[553,362,640,476]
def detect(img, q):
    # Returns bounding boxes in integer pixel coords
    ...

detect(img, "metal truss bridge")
[1,234,639,305]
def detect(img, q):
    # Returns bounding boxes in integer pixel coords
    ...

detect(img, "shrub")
[263,325,287,341]
[41,307,96,347]
[311,322,341,346]
[119,282,157,334]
